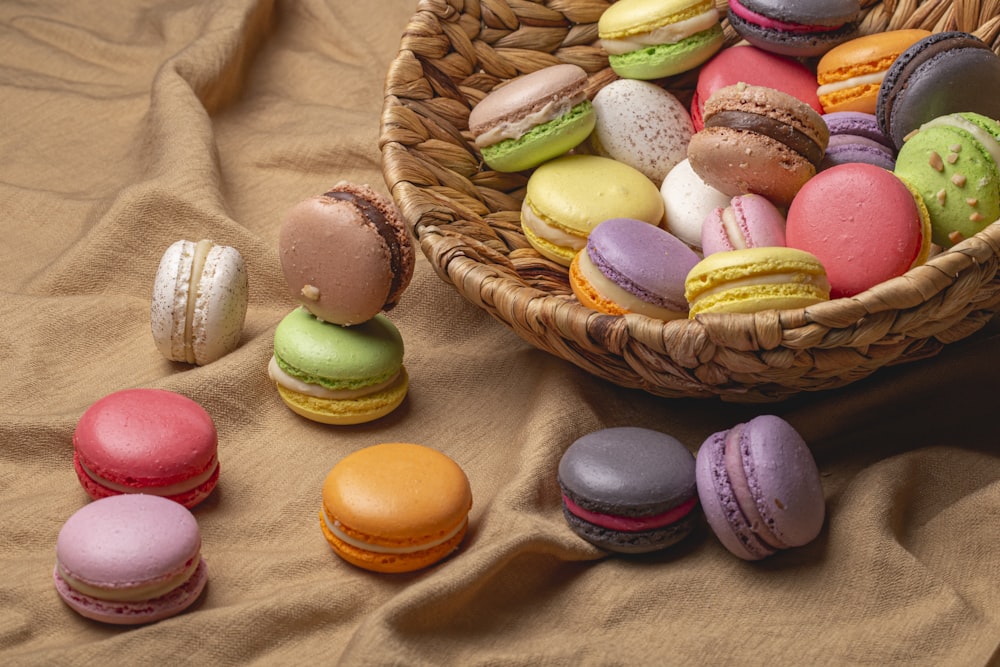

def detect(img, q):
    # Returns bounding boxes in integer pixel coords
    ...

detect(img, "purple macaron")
[876,31,1000,150]
[820,111,897,171]
[701,194,786,256]
[696,415,825,561]
[571,218,700,321]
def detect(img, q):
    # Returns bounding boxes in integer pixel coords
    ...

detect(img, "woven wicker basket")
[380,0,1000,402]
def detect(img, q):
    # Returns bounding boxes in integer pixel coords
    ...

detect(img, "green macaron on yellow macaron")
[269,307,408,425]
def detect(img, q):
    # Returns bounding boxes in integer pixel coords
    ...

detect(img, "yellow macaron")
[320,443,473,574]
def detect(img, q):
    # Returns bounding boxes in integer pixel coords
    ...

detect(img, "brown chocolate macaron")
[687,83,829,206]
[279,182,415,325]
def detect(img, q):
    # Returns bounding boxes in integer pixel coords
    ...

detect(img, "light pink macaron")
[53,494,208,624]
[701,194,787,256]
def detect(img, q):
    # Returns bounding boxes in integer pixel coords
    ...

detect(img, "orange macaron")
[319,443,473,573]
[817,29,930,114]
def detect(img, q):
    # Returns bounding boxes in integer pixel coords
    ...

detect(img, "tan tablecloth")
[2,1,1000,664]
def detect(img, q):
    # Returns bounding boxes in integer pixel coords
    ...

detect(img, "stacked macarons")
[271,182,415,425]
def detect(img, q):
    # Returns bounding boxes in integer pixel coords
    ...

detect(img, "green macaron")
[894,112,1000,247]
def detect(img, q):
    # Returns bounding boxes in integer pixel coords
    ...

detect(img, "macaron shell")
[275,367,408,425]
[588,79,694,184]
[72,388,219,507]
[321,443,473,573]
[786,163,928,298]
[279,183,414,326]
[692,45,822,130]
[598,0,717,37]
[661,157,732,248]
[273,308,404,389]
[150,239,248,366]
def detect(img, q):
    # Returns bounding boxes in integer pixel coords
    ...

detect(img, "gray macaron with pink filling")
[696,415,825,560]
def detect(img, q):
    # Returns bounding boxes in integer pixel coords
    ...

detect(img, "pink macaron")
[53,494,208,624]
[691,44,822,131]
[701,194,787,256]
[785,163,932,298]
[73,388,219,509]
[696,415,825,561]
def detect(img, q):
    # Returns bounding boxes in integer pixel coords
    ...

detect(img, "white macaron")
[151,239,249,365]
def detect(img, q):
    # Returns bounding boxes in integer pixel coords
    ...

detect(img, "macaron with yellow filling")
[269,307,408,425]
[521,155,665,266]
[320,443,473,573]
[53,494,208,625]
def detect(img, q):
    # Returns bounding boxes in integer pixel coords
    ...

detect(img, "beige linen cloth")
[2,1,1000,664]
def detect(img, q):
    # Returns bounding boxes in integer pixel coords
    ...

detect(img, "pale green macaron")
[521,154,665,265]
[599,0,724,80]
[270,307,407,425]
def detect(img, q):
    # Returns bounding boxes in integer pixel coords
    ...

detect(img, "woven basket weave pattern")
[381,0,1000,401]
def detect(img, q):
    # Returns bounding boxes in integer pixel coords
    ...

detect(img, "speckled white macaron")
[150,239,249,365]
[586,79,694,185]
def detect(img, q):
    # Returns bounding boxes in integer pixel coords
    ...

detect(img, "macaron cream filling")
[705,110,826,168]
[520,200,588,250]
[562,494,698,533]
[474,94,588,147]
[817,71,886,98]
[321,508,466,555]
[57,555,201,603]
[601,8,719,55]
[267,355,401,399]
[77,456,219,496]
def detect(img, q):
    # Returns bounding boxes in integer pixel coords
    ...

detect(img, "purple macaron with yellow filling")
[696,415,825,560]
[558,427,699,554]
[569,218,700,321]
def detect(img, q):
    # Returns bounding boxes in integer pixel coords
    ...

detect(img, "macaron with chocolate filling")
[687,83,830,206]
[558,427,699,554]
[279,182,415,326]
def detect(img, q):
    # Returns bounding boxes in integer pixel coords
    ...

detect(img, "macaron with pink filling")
[73,388,220,509]
[558,427,699,554]
[696,415,825,561]
[786,162,931,298]
[701,194,786,256]
[53,494,208,624]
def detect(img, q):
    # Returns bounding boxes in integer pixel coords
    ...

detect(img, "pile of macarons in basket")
[468,0,1000,318]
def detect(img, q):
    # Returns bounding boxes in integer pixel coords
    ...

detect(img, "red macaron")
[73,388,220,509]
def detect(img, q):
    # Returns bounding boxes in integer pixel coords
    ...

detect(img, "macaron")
[598,0,724,80]
[687,83,830,206]
[876,32,1000,151]
[53,494,208,624]
[701,194,786,256]
[521,154,665,266]
[73,388,219,509]
[696,415,825,561]
[786,163,932,298]
[684,247,830,317]
[279,182,415,326]
[151,239,248,365]
[586,79,694,185]
[570,218,700,321]
[691,44,822,131]
[558,427,699,554]
[468,63,596,173]
[816,29,931,115]
[269,307,407,425]
[893,112,1000,248]
[660,157,732,249]
[726,0,861,58]
[820,111,897,172]
[320,443,473,573]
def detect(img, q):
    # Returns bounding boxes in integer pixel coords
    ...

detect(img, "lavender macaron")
[569,218,700,321]
[696,415,825,561]
[820,111,897,171]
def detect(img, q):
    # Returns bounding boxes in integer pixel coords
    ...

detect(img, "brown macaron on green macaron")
[279,182,415,326]
[687,83,830,206]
